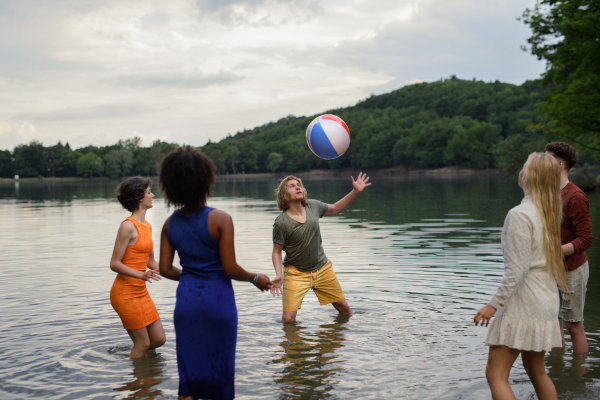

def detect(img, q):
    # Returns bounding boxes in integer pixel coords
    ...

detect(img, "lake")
[0,174,598,399]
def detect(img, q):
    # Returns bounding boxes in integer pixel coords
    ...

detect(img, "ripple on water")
[1,180,600,399]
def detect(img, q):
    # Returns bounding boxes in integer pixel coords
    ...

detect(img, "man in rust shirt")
[546,142,593,353]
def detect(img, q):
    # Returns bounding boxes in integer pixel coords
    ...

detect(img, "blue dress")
[168,207,237,400]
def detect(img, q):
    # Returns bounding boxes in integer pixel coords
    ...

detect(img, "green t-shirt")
[272,199,329,272]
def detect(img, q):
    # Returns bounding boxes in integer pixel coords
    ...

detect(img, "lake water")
[0,175,599,399]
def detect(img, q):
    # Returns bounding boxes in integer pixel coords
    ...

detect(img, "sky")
[0,0,545,151]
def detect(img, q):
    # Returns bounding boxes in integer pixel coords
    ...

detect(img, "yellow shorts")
[282,260,345,312]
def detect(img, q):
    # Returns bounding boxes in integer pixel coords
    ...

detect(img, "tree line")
[0,138,178,178]
[1,76,596,179]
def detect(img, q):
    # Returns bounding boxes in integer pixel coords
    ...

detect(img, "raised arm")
[110,220,161,283]
[159,219,181,281]
[324,172,371,216]
[212,209,272,291]
[271,242,284,296]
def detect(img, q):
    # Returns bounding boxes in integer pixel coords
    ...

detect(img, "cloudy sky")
[0,0,545,150]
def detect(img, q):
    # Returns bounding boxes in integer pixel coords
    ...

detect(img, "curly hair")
[116,176,153,212]
[158,145,216,211]
[275,176,308,211]
[544,141,578,170]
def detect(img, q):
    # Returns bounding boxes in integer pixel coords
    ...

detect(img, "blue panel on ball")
[309,122,339,160]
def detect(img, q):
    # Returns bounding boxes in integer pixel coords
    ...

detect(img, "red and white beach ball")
[306,114,351,160]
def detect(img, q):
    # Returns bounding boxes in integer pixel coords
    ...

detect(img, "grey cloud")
[252,0,544,91]
[115,69,244,88]
[195,0,323,27]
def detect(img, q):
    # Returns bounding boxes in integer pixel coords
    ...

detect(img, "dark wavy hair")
[158,146,216,211]
[544,141,579,170]
[116,176,153,212]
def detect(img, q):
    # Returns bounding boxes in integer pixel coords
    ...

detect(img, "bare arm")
[271,242,284,296]
[211,209,272,291]
[159,219,181,281]
[110,220,160,283]
[561,243,575,257]
[147,222,159,271]
[324,172,371,216]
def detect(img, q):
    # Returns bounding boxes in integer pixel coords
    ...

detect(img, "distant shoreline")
[0,166,495,183]
[2,166,598,191]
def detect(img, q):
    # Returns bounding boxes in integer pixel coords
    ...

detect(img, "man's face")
[546,150,566,171]
[287,180,304,200]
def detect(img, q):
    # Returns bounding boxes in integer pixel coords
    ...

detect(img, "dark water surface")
[0,175,599,399]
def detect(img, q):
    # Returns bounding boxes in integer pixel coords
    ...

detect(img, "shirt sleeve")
[489,210,533,310]
[315,200,329,218]
[272,216,286,244]
[567,192,593,254]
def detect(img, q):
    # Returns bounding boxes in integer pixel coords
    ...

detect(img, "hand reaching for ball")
[352,172,371,193]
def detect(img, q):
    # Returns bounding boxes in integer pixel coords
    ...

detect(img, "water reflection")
[1,176,599,399]
[273,314,350,399]
[113,351,168,399]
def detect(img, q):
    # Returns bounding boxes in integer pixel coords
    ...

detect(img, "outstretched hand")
[270,275,283,296]
[351,172,372,193]
[474,304,497,326]
[253,273,273,291]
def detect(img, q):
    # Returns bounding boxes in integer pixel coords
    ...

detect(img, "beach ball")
[306,114,350,160]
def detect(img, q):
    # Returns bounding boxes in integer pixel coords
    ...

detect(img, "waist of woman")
[113,273,148,287]
[180,268,230,281]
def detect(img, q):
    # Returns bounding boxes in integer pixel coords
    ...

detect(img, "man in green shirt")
[271,173,371,323]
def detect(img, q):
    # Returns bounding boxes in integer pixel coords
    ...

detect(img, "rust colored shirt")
[561,182,593,270]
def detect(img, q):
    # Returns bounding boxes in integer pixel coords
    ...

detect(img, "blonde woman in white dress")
[474,152,568,400]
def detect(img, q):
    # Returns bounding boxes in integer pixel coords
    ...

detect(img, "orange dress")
[110,217,160,330]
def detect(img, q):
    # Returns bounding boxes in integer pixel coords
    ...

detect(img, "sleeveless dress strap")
[197,207,217,248]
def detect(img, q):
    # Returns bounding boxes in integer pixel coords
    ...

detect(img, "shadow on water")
[113,351,168,400]
[273,314,351,400]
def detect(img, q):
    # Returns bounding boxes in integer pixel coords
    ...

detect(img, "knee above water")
[153,337,166,348]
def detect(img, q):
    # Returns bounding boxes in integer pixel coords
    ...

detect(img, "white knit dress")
[485,196,562,352]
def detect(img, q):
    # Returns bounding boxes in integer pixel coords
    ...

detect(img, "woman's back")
[486,195,561,352]
[168,207,225,279]
[168,206,237,400]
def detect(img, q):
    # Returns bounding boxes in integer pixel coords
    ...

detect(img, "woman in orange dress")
[110,177,166,358]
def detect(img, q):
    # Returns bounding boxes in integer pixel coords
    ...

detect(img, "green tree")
[0,149,12,178]
[48,141,77,177]
[224,142,240,174]
[76,152,104,177]
[13,141,48,177]
[521,1,600,149]
[105,149,133,178]
[267,152,283,172]
[494,134,541,174]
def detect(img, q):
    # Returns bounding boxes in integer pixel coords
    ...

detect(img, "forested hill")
[3,77,586,179]
[201,77,556,174]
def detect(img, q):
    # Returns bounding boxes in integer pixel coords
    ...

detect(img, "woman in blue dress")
[158,146,272,400]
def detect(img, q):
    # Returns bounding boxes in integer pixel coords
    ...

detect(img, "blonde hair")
[275,176,308,211]
[522,152,568,292]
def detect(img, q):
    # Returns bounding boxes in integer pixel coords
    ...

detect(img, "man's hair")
[158,145,216,211]
[544,141,578,170]
[116,176,152,212]
[275,176,308,211]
